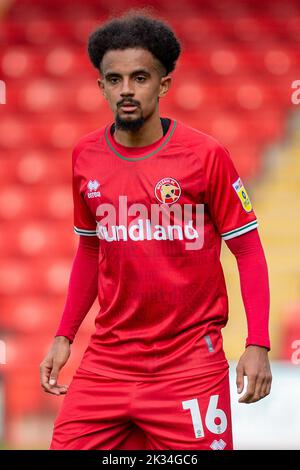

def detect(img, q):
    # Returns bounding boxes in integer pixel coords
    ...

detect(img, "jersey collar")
[104,118,177,162]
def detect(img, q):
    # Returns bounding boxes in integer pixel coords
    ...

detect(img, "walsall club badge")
[154,177,181,205]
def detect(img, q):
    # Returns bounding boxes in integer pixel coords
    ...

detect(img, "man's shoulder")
[72,124,109,161]
[174,119,224,153]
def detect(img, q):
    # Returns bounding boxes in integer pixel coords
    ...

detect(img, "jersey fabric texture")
[55,228,270,350]
[50,365,233,450]
[71,117,258,381]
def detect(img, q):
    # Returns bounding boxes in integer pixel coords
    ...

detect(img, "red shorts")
[50,366,233,450]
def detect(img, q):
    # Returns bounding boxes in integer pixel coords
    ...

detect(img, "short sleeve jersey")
[71,118,258,381]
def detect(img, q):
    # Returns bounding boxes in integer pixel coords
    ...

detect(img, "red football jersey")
[72,117,258,381]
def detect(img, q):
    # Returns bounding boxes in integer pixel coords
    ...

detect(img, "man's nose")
[120,78,134,96]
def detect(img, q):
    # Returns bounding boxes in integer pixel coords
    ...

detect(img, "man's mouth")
[119,102,139,113]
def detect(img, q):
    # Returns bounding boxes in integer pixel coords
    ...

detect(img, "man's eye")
[108,77,119,84]
[136,76,146,82]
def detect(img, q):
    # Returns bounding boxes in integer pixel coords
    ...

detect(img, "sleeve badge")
[232,177,253,212]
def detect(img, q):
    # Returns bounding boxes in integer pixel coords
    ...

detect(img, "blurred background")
[0,0,300,450]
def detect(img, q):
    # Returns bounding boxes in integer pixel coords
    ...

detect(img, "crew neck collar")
[104,118,177,162]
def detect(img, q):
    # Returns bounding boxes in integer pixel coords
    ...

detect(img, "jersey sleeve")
[205,143,258,240]
[72,145,97,237]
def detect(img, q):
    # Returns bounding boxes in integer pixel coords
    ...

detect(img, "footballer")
[40,10,272,450]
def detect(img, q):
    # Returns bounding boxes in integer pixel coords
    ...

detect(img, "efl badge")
[155,177,181,204]
[232,177,252,212]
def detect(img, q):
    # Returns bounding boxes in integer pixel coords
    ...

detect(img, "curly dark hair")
[87,9,181,76]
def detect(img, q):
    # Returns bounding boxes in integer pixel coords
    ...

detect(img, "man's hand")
[236,345,272,404]
[40,336,71,396]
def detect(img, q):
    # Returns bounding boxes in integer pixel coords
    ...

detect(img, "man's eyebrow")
[104,69,151,78]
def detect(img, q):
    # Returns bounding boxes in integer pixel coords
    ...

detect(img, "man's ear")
[97,78,107,99]
[159,75,172,98]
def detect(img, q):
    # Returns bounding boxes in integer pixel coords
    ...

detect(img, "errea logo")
[87,179,101,198]
[210,439,226,450]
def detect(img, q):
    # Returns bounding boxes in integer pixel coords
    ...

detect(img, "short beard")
[115,114,145,132]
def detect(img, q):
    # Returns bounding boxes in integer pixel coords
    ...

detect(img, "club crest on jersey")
[232,177,252,212]
[154,177,181,205]
[87,179,101,198]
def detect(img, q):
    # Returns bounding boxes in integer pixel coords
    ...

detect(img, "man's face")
[98,48,171,131]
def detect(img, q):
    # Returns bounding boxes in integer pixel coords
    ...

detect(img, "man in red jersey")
[40,10,272,450]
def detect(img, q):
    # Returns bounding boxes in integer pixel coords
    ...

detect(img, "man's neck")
[114,114,163,147]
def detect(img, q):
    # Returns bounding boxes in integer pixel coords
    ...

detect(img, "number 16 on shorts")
[182,394,227,438]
